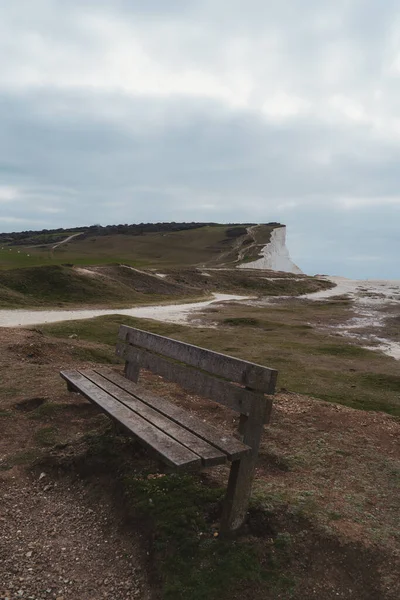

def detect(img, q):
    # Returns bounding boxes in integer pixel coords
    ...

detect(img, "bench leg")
[220,408,265,535]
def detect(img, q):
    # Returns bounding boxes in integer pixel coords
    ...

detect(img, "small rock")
[39,472,46,481]
[25,551,33,558]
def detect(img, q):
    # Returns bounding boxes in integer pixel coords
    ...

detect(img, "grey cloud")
[0,1,400,279]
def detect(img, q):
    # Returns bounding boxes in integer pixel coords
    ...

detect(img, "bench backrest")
[116,325,278,424]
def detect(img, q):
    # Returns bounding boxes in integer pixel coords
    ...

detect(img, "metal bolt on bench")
[60,325,278,534]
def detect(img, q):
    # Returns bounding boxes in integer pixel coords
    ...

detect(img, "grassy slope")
[162,268,328,296]
[0,265,204,308]
[0,225,249,270]
[0,264,332,309]
[41,300,400,416]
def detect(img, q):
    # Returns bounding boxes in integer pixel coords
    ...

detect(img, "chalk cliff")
[238,226,303,274]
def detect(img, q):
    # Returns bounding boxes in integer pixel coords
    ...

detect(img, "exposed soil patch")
[0,470,150,600]
[14,397,47,413]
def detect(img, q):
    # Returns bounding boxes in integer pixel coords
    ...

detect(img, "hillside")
[0,223,284,270]
[0,222,333,308]
[0,264,330,309]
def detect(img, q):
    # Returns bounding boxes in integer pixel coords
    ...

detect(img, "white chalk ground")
[0,294,251,328]
[304,276,400,360]
[238,226,303,274]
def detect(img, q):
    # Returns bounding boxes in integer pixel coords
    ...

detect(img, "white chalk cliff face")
[238,226,303,274]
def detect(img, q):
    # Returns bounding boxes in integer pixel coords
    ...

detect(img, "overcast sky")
[0,0,399,278]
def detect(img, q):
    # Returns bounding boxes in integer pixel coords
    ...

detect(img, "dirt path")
[0,294,251,328]
[52,233,84,250]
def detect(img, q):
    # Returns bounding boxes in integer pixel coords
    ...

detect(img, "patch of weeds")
[34,426,58,447]
[72,346,120,364]
[0,410,12,417]
[250,487,289,513]
[0,386,19,397]
[5,449,43,468]
[290,491,319,519]
[274,532,292,549]
[313,344,377,358]
[41,314,185,347]
[284,453,308,469]
[29,402,63,420]
[84,429,122,457]
[312,389,400,417]
[320,298,352,307]
[259,451,293,472]
[328,511,343,521]
[360,373,400,393]
[124,474,293,600]
[223,317,260,327]
[335,449,351,457]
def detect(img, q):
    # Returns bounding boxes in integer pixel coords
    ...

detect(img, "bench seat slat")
[119,325,278,393]
[60,370,201,470]
[80,369,227,467]
[95,368,251,461]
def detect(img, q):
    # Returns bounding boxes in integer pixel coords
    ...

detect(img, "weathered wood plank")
[80,369,227,467]
[60,370,201,470]
[118,326,278,394]
[220,401,267,534]
[125,360,140,383]
[116,343,272,422]
[95,368,251,461]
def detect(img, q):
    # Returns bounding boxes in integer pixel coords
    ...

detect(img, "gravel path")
[0,294,250,328]
[0,471,150,600]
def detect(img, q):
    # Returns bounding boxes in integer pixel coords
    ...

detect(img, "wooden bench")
[60,325,278,534]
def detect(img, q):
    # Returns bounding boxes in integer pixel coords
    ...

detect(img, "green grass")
[0,264,205,308]
[34,426,58,447]
[0,265,125,307]
[77,431,295,600]
[139,479,290,599]
[223,317,261,327]
[41,303,400,417]
[0,225,247,270]
[310,344,378,358]
[361,373,400,393]
[4,449,43,468]
[40,314,183,346]
[28,401,64,420]
[71,346,121,364]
